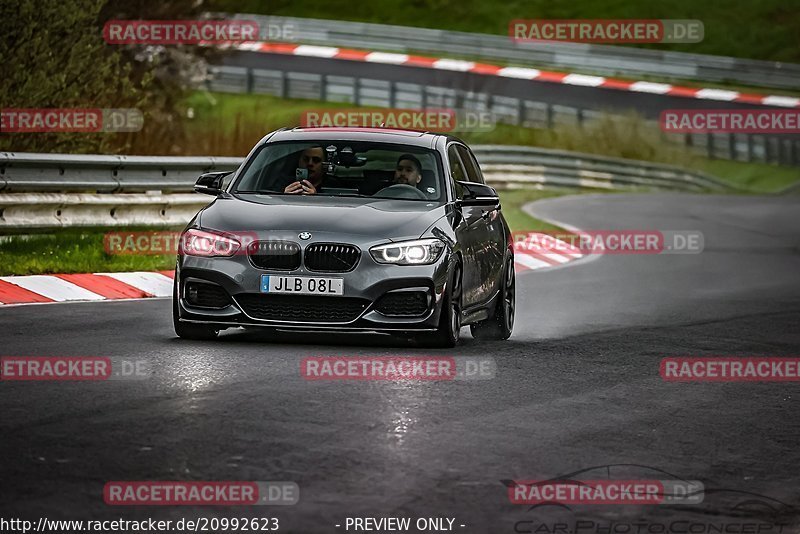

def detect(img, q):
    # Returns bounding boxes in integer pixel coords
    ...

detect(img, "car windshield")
[232,141,444,202]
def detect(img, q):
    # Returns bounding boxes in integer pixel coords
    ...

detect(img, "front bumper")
[175,237,453,333]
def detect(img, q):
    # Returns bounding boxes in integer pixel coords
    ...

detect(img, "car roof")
[263,127,451,149]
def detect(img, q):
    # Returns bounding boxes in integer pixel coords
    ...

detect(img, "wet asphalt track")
[1,193,799,532]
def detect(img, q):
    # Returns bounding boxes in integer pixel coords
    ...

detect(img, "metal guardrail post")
[728,134,736,161]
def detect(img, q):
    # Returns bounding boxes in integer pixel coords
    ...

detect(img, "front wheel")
[421,264,462,348]
[470,254,514,341]
[172,277,219,340]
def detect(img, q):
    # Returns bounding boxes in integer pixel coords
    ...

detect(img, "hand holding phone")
[300,180,317,195]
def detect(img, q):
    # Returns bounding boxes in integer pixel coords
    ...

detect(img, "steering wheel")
[375,184,429,200]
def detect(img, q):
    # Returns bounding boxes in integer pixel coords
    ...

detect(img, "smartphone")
[295,168,309,180]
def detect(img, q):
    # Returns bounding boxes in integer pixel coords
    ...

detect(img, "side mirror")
[457,181,500,209]
[194,171,232,196]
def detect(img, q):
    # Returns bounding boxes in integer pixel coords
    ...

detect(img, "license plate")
[260,275,344,296]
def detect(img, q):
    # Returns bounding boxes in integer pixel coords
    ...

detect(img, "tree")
[0,0,210,154]
[0,0,152,153]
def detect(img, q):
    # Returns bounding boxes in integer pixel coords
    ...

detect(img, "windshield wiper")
[233,190,286,195]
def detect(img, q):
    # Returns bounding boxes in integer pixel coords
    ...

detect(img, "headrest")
[419,169,438,198]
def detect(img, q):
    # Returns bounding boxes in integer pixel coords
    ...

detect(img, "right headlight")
[370,238,446,265]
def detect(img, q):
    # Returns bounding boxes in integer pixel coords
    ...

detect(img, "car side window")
[447,145,466,183]
[446,145,466,199]
[456,145,485,185]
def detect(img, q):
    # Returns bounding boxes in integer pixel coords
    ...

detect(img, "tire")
[422,264,462,348]
[172,277,219,340]
[470,254,514,341]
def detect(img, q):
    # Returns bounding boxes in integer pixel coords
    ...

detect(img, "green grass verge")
[497,189,569,232]
[0,228,178,276]
[701,159,800,193]
[208,0,800,64]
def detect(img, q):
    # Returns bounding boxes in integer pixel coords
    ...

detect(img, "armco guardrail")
[0,148,732,229]
[0,193,209,229]
[233,15,800,91]
[472,145,733,192]
[0,153,242,193]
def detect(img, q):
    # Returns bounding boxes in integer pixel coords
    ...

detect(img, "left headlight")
[179,228,241,257]
[370,238,446,265]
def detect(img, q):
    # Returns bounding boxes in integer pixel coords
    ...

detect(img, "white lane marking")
[761,95,800,108]
[235,41,264,51]
[98,272,173,297]
[294,45,339,58]
[365,52,409,64]
[629,81,672,94]
[548,239,584,257]
[516,234,584,258]
[0,275,105,302]
[695,88,739,101]
[433,59,475,71]
[563,74,606,87]
[0,297,171,308]
[497,67,542,79]
[514,254,554,270]
[536,252,572,264]
[514,244,559,262]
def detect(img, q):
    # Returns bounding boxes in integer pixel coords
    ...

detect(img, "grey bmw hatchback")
[173,127,514,347]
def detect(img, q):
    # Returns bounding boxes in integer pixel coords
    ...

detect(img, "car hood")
[198,194,447,242]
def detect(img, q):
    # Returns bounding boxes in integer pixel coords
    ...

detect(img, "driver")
[393,154,423,188]
[284,146,326,195]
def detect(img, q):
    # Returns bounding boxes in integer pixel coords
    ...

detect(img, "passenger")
[284,146,325,195]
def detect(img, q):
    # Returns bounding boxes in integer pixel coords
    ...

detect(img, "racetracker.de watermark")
[103,481,298,505]
[507,479,704,505]
[103,20,259,44]
[1,109,142,133]
[103,230,260,256]
[509,19,703,43]
[660,357,800,382]
[301,356,496,381]
[513,230,704,255]
[104,231,182,255]
[0,357,150,381]
[660,109,800,134]
[300,108,497,132]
